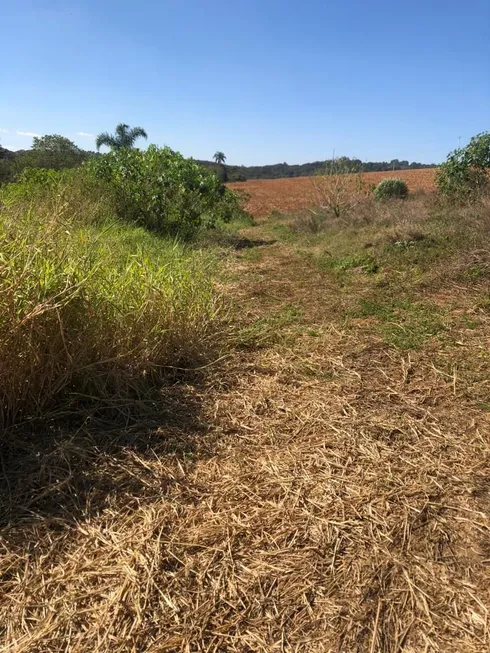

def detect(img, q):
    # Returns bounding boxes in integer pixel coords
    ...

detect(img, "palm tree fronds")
[214,151,226,164]
[96,124,148,151]
[96,132,118,151]
[129,127,148,141]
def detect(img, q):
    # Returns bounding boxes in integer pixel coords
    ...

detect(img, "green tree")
[31,134,87,168]
[213,151,226,165]
[436,132,490,200]
[96,123,148,151]
[7,134,88,176]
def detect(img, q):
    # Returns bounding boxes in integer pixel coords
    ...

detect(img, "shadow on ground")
[0,379,214,530]
[233,237,276,250]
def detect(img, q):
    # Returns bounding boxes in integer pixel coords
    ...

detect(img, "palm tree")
[213,151,226,165]
[96,123,148,151]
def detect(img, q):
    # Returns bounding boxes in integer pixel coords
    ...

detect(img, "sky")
[2,0,489,165]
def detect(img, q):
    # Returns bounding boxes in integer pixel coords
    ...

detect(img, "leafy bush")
[436,132,490,201]
[1,167,72,203]
[86,145,241,238]
[0,187,222,426]
[0,167,118,231]
[373,178,409,201]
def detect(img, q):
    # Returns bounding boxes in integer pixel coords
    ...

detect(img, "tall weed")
[0,187,223,427]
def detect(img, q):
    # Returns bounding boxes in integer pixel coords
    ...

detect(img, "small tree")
[96,123,148,151]
[310,155,367,220]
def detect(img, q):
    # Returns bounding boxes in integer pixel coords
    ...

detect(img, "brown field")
[228,168,436,216]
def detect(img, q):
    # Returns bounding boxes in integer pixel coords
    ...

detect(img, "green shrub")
[85,145,241,238]
[436,132,490,201]
[0,187,223,427]
[0,167,117,229]
[0,167,72,203]
[373,178,409,201]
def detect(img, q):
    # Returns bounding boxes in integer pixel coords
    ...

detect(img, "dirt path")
[3,218,490,652]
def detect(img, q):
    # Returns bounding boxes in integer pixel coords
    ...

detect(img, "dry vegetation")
[2,191,490,652]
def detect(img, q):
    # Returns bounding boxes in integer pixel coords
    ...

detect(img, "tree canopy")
[28,134,87,169]
[0,135,88,181]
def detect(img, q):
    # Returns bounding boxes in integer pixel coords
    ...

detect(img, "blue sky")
[2,0,489,164]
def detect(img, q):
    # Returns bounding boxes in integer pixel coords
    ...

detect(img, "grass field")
[2,189,490,651]
[228,168,436,216]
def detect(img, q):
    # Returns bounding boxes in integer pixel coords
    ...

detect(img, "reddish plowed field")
[228,168,436,216]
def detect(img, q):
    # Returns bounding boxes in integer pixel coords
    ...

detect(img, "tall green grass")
[0,181,223,427]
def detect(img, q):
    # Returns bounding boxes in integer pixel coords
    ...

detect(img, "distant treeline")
[198,158,436,182]
[0,142,97,184]
[1,143,436,185]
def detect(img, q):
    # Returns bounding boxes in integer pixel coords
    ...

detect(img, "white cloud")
[17,130,41,137]
[76,131,95,138]
[0,128,8,133]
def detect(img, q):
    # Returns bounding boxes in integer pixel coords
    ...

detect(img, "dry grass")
[1,195,490,652]
[0,193,221,426]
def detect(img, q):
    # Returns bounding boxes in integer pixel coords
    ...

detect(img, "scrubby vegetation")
[373,177,409,200]
[0,140,244,427]
[1,132,490,652]
[268,192,490,322]
[0,134,91,184]
[87,145,240,237]
[310,156,369,219]
[436,131,490,200]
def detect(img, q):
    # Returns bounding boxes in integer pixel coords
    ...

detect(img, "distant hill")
[198,158,437,182]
